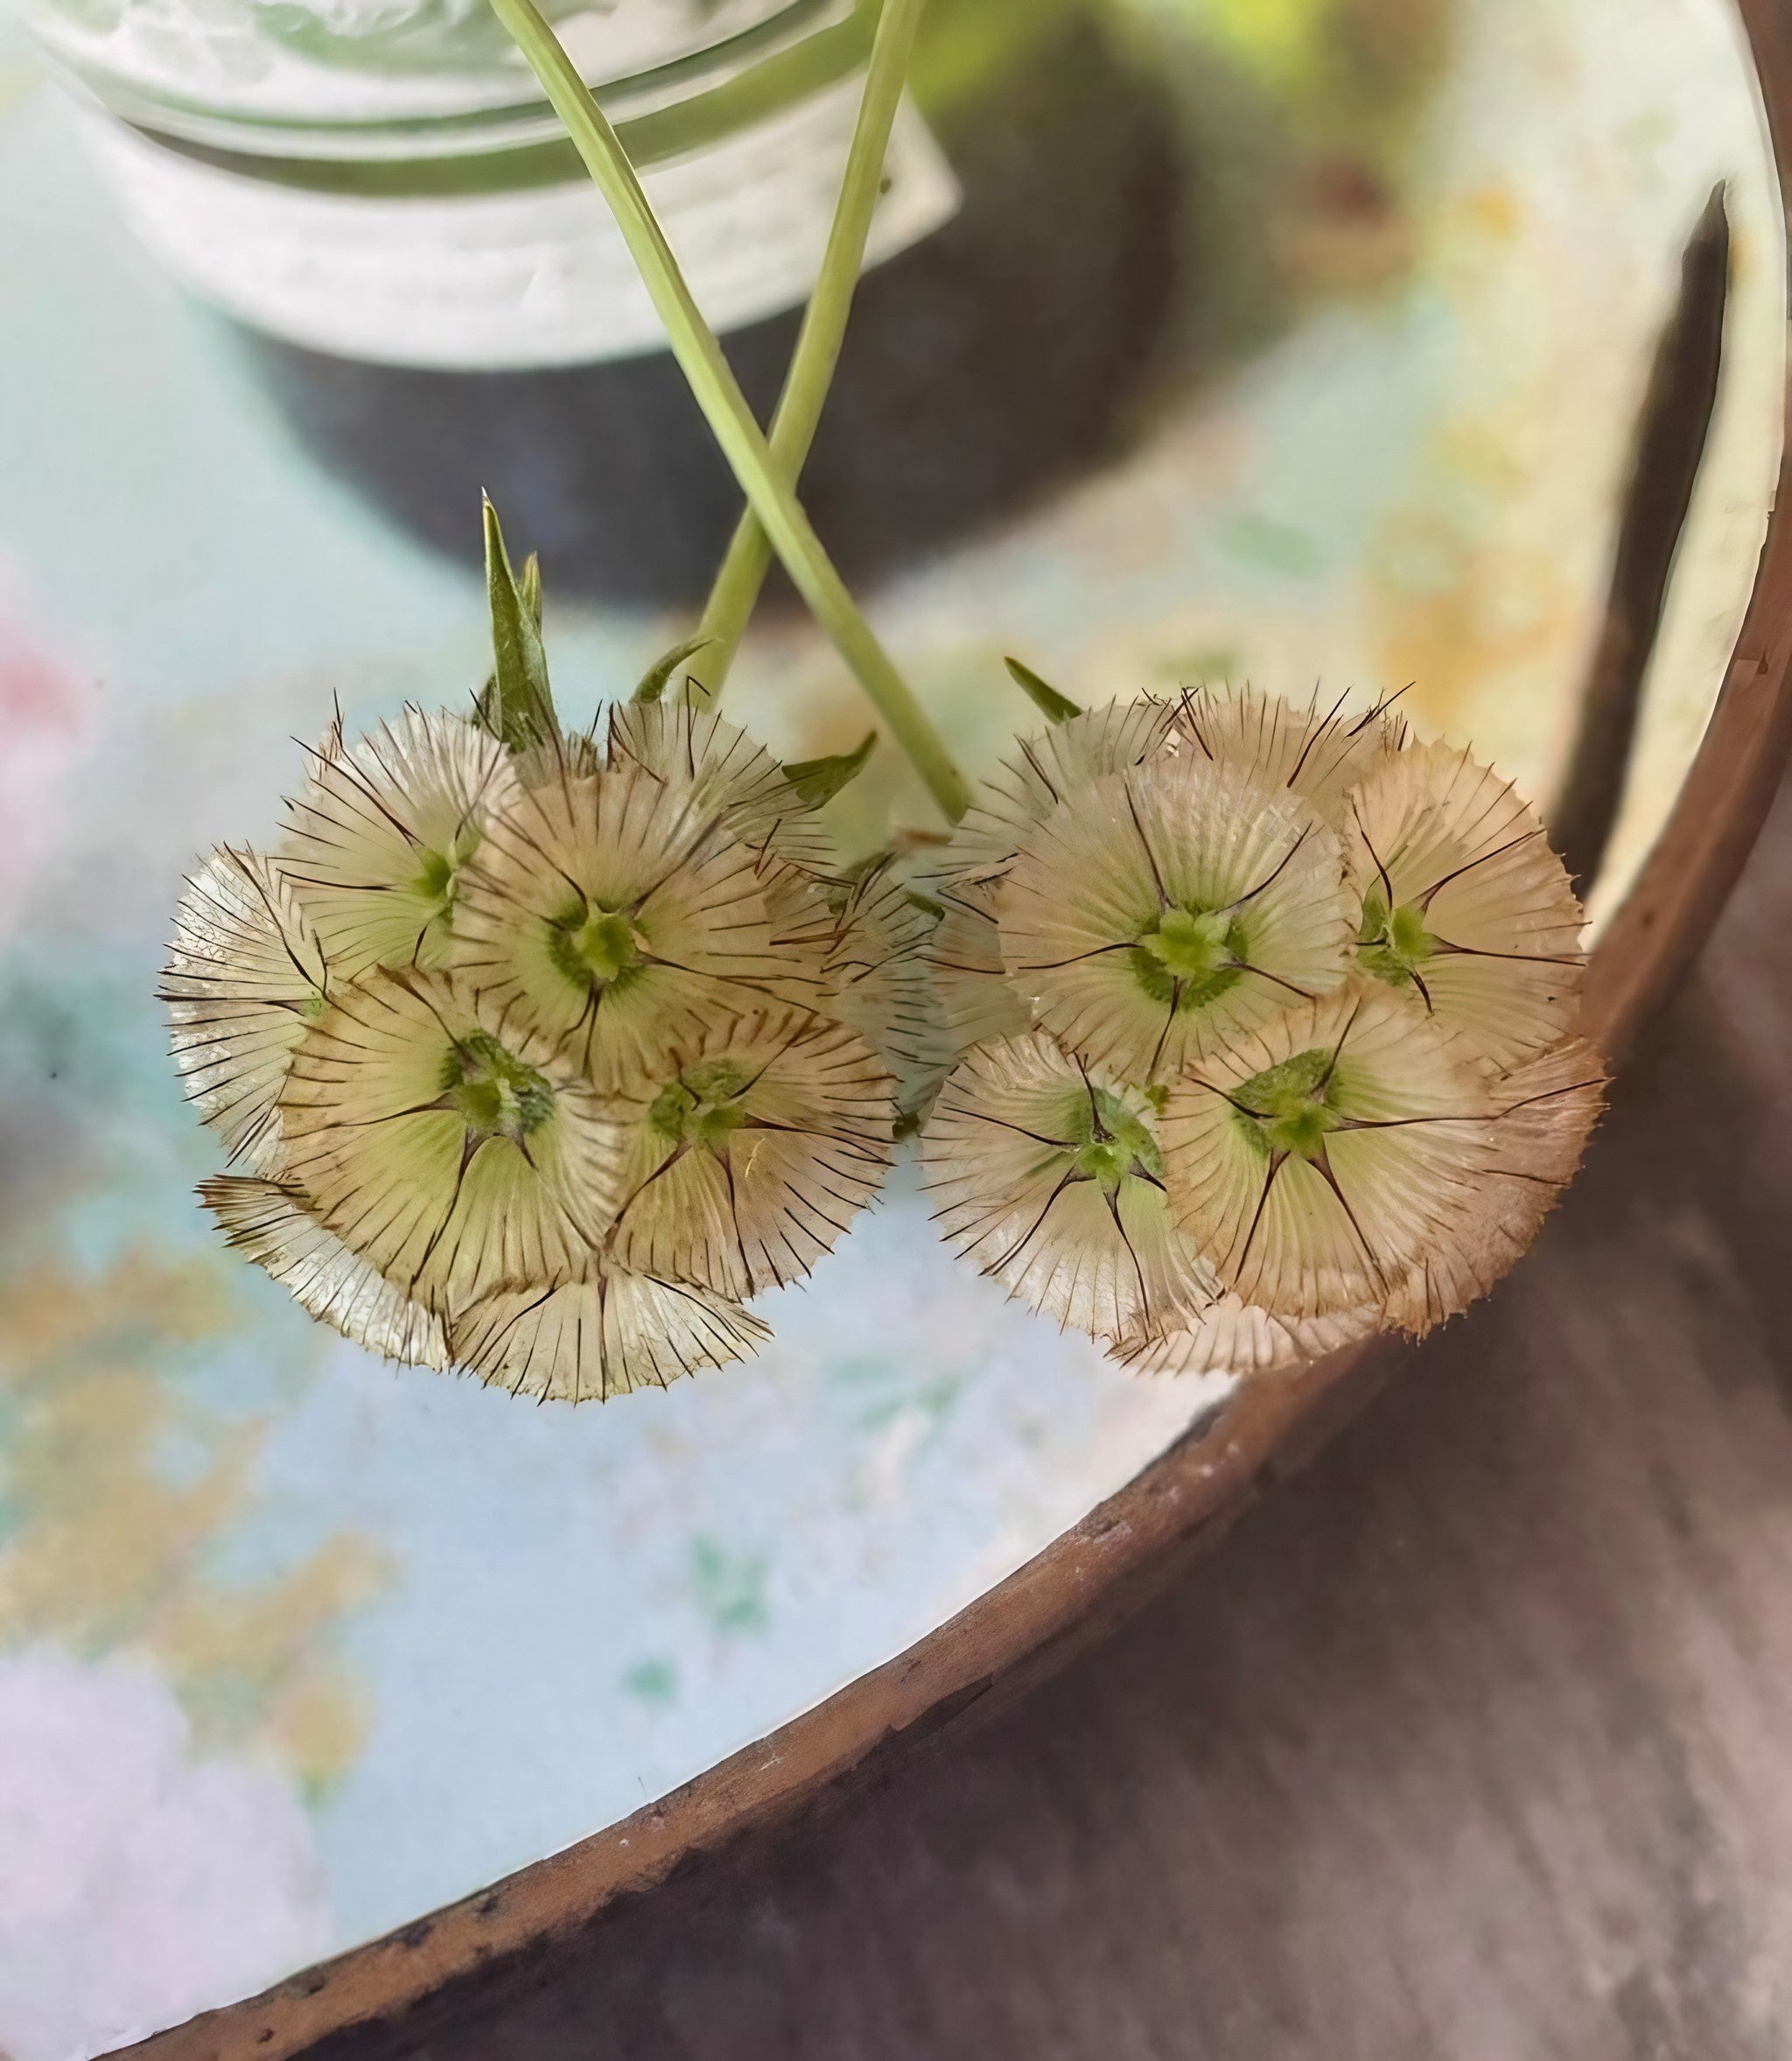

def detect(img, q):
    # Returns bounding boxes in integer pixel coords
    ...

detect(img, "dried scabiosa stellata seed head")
[199,1173,451,1374]
[1170,680,1407,823]
[1159,979,1606,1334]
[271,969,625,1314]
[920,669,1605,1373]
[925,698,1180,1068]
[160,847,328,1176]
[1341,739,1585,1067]
[449,754,833,1092]
[1159,980,1515,1320]
[167,549,1604,1408]
[920,1029,1214,1343]
[279,706,520,978]
[605,1006,896,1300]
[163,511,916,1400]
[998,756,1355,1083]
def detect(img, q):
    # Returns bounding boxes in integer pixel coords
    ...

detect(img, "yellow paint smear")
[0,1250,387,1797]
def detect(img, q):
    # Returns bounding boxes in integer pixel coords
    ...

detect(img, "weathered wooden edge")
[122,5,1792,2051]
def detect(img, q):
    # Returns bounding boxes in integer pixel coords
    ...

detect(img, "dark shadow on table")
[318,773,1792,2061]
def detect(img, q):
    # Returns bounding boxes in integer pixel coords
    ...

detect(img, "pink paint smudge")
[0,572,92,928]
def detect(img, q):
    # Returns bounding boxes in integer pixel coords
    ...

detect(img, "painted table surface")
[0,1,1782,2054]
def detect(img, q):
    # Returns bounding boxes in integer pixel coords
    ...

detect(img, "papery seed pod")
[1172,681,1409,824]
[199,1174,450,1370]
[1112,1294,1377,1379]
[606,1007,897,1300]
[938,698,1180,893]
[449,1265,772,1405]
[775,858,946,1111]
[1341,738,1586,1067]
[449,758,833,1090]
[508,729,604,784]
[159,847,328,1176]
[276,968,626,1315]
[279,706,520,979]
[606,698,840,875]
[920,1030,1215,1342]
[1160,982,1509,1321]
[1381,1034,1607,1335]
[926,880,1032,1068]
[1000,756,1355,1083]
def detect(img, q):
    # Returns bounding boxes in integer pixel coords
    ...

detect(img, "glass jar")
[26,0,1183,604]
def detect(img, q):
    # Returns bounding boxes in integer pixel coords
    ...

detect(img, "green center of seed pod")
[1356,889,1438,990]
[553,904,647,989]
[444,1030,555,1142]
[650,1059,750,1155]
[1232,1048,1342,1162]
[1068,1084,1164,1193]
[1131,906,1247,1013]
[413,828,481,925]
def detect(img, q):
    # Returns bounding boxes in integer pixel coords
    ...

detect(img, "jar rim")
[25,0,862,158]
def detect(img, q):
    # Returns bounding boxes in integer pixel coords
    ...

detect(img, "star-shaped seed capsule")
[921,1030,1214,1342]
[275,969,626,1317]
[279,706,520,979]
[1341,738,1586,1067]
[449,758,834,1090]
[160,847,330,1177]
[606,1006,897,1300]
[1160,982,1599,1326]
[998,756,1355,1083]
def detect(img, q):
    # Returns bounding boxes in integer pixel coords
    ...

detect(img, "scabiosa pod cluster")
[920,678,1608,1378]
[162,512,926,1402]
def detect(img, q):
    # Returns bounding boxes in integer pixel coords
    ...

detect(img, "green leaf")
[634,633,715,705]
[1004,655,1082,725]
[481,494,557,752]
[783,730,878,810]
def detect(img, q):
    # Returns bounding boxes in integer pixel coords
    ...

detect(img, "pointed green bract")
[783,731,878,810]
[634,633,715,705]
[1004,656,1082,726]
[480,495,557,752]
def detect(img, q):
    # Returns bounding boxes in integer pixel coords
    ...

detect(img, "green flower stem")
[686,0,928,707]
[487,0,970,825]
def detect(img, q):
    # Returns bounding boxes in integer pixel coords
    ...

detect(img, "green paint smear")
[691,1537,770,1637]
[1222,511,1324,578]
